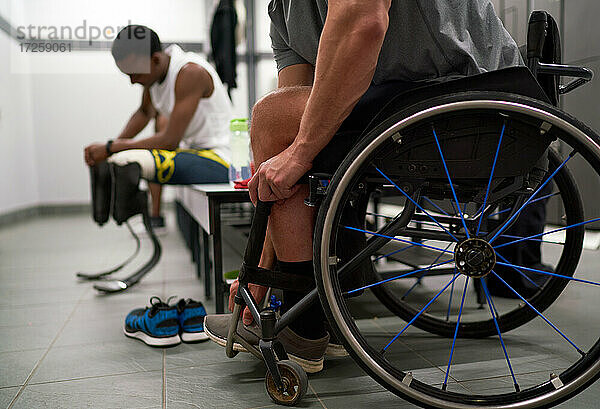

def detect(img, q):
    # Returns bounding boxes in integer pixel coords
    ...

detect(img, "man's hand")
[248,146,312,204]
[84,143,108,167]
[228,279,269,325]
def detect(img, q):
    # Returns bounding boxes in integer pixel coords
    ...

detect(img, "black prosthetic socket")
[90,162,112,226]
[278,260,327,340]
[111,163,148,225]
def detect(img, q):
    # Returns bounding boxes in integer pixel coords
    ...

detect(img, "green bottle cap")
[230,118,248,132]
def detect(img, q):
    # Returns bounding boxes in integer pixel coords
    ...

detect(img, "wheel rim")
[316,97,600,408]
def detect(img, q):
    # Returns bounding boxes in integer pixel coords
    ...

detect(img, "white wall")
[0,29,39,214]
[28,51,149,204]
[0,0,234,211]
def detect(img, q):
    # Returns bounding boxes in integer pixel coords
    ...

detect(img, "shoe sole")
[204,324,323,373]
[181,331,210,343]
[123,326,181,347]
[325,343,349,357]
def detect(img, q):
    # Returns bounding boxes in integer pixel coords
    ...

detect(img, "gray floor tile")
[166,362,322,409]
[11,371,163,409]
[0,323,59,353]
[165,341,255,370]
[0,303,73,328]
[319,390,413,409]
[3,212,600,409]
[30,341,164,384]
[0,349,44,387]
[0,387,20,409]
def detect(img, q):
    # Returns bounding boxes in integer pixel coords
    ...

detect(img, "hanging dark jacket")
[210,0,238,94]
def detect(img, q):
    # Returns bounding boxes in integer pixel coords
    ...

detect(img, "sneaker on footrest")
[204,314,260,351]
[204,314,329,373]
[176,299,209,343]
[124,296,181,347]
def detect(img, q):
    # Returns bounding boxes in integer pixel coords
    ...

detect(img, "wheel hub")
[455,238,496,278]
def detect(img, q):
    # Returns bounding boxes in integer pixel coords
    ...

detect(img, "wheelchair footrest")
[239,263,314,293]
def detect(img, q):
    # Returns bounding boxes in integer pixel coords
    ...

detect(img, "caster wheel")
[265,360,308,406]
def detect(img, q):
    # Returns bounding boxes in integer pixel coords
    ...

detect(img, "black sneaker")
[124,296,181,347]
[176,299,209,343]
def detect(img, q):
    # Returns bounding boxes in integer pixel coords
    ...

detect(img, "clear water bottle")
[228,118,251,185]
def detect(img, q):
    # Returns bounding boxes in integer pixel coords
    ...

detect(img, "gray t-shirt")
[269,0,523,84]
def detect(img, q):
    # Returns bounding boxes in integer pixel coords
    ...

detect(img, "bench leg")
[203,230,211,298]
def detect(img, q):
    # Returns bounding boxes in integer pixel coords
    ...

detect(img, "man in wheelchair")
[205,0,525,372]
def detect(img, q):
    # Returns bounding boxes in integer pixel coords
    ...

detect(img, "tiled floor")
[1,211,600,408]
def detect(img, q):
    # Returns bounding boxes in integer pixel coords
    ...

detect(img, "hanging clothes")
[210,0,238,95]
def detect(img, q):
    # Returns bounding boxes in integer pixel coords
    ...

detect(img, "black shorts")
[311,80,418,174]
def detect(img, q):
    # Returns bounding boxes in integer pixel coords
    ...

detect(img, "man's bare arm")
[116,88,157,140]
[290,0,391,161]
[278,64,314,88]
[110,63,213,152]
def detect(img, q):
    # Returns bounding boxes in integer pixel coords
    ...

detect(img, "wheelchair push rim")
[315,94,600,408]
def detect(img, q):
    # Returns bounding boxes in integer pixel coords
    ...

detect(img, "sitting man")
[205,0,524,373]
[84,25,232,193]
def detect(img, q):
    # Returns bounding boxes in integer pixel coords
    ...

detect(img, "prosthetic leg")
[77,163,142,280]
[77,162,162,294]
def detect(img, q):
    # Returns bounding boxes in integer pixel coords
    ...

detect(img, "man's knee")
[250,87,310,154]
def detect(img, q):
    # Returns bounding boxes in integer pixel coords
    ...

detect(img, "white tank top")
[149,45,232,163]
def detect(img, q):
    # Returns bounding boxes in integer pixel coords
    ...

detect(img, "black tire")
[314,92,600,408]
[265,360,308,406]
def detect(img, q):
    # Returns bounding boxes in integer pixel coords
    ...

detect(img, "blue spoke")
[496,260,600,287]
[494,217,600,249]
[347,260,455,295]
[374,244,416,261]
[383,273,461,352]
[499,234,564,246]
[481,279,520,392]
[374,166,459,242]
[488,207,512,218]
[422,196,450,216]
[488,192,560,219]
[489,151,576,244]
[445,267,458,321]
[342,225,455,255]
[490,270,584,355]
[474,203,485,218]
[442,276,469,390]
[495,253,542,290]
[432,127,471,238]
[400,243,452,299]
[450,199,458,216]
[476,122,506,236]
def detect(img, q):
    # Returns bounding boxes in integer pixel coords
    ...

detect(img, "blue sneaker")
[176,298,209,343]
[124,296,181,347]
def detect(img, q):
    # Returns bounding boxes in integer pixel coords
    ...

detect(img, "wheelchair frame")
[228,10,598,408]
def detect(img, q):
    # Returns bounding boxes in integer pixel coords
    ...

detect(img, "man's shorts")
[150,149,228,184]
[109,148,229,185]
[312,80,420,175]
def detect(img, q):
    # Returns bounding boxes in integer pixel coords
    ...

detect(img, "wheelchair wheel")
[314,92,600,407]
[369,147,584,338]
[265,360,308,406]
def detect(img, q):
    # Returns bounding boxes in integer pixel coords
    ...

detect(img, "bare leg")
[250,87,314,262]
[149,183,163,218]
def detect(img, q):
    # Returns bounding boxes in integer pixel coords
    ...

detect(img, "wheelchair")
[227,11,599,407]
